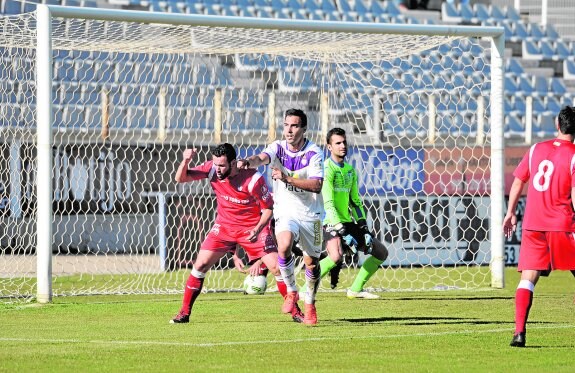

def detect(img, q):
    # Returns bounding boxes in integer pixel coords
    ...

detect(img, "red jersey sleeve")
[513,149,531,183]
[186,160,214,181]
[249,172,274,210]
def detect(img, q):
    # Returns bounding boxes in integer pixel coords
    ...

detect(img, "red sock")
[515,288,533,334]
[180,274,204,315]
[276,279,287,298]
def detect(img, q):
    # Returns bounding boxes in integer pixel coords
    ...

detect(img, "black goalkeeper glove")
[357,219,373,248]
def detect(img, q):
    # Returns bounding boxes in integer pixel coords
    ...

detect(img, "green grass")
[1,268,574,372]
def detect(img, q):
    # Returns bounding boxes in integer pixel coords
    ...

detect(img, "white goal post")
[2,6,505,303]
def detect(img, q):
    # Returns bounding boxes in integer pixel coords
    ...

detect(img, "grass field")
[1,268,574,372]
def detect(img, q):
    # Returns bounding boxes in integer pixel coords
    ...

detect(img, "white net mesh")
[0,11,496,301]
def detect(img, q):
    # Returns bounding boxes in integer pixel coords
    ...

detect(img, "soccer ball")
[243,274,267,295]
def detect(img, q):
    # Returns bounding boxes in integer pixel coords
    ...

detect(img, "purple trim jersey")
[263,139,324,221]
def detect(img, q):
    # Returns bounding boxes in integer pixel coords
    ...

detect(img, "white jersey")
[263,139,324,221]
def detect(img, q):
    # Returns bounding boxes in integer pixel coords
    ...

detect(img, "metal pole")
[36,5,53,303]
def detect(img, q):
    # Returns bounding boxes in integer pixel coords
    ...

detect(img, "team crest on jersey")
[211,224,221,236]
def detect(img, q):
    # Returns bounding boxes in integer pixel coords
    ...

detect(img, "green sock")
[350,256,384,292]
[300,256,337,293]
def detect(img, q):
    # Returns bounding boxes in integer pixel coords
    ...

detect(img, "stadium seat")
[545,24,561,40]
[549,77,567,95]
[505,59,525,76]
[441,1,461,23]
[244,110,266,131]
[529,23,547,40]
[532,76,549,97]
[522,40,543,60]
[472,3,490,22]
[537,113,556,136]
[545,96,562,114]
[505,115,524,136]
[539,40,557,60]
[563,59,575,80]
[517,76,535,95]
[505,5,521,22]
[3,0,22,14]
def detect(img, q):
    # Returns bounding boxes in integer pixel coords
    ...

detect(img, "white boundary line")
[0,325,573,348]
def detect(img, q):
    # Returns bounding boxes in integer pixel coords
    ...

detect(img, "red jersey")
[187,161,273,227]
[514,138,575,231]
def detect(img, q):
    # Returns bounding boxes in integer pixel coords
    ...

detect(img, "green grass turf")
[0,268,574,372]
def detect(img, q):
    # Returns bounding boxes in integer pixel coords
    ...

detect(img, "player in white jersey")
[238,108,324,325]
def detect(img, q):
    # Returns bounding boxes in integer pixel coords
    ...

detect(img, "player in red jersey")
[503,106,575,347]
[170,143,302,323]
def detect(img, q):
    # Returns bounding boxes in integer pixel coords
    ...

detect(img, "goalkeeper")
[316,127,388,299]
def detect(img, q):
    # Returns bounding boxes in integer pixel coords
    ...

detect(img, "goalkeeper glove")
[358,219,373,252]
[333,223,358,252]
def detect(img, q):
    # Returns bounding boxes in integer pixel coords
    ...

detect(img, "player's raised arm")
[174,148,210,183]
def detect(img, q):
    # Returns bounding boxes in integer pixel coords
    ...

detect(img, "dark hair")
[558,106,575,135]
[285,108,307,128]
[326,127,346,144]
[211,143,236,163]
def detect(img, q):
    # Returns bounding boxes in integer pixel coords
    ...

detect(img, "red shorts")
[518,230,575,271]
[200,223,277,262]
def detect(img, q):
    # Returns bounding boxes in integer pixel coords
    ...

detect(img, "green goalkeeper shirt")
[322,157,367,226]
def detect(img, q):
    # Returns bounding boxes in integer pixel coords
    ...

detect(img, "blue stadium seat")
[514,22,530,41]
[537,113,556,136]
[459,3,474,23]
[505,115,524,135]
[539,40,557,60]
[532,76,549,97]
[354,0,369,15]
[545,96,561,114]
[554,40,571,60]
[545,24,561,40]
[488,4,506,21]
[245,109,266,130]
[166,107,187,129]
[529,23,546,40]
[522,40,542,60]
[505,6,521,22]
[532,96,546,114]
[517,76,535,95]
[505,58,525,76]
[116,61,137,84]
[473,3,490,22]
[563,59,575,80]
[549,77,567,95]
[3,0,22,14]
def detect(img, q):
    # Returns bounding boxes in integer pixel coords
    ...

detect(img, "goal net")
[0,7,505,302]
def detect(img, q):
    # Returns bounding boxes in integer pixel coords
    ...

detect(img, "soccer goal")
[0,6,505,303]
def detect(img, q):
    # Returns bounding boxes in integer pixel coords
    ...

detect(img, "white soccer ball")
[243,274,267,295]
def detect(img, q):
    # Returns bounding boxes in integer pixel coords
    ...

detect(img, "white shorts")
[274,216,322,258]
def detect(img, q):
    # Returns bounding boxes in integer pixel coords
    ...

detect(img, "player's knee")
[373,241,388,261]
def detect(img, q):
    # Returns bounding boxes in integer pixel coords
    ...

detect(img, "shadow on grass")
[337,316,558,326]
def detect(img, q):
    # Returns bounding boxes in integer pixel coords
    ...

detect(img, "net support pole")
[101,87,109,140]
[158,86,167,142]
[36,4,53,303]
[320,92,328,142]
[427,94,436,144]
[490,34,505,289]
[525,96,533,144]
[214,89,222,143]
[476,95,485,145]
[267,91,276,143]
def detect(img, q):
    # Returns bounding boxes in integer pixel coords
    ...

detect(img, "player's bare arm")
[246,208,273,242]
[271,167,323,193]
[503,177,526,238]
[237,153,270,169]
[175,148,198,183]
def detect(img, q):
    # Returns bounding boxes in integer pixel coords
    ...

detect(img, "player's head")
[557,106,575,136]
[211,143,237,180]
[283,109,307,148]
[326,127,347,160]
